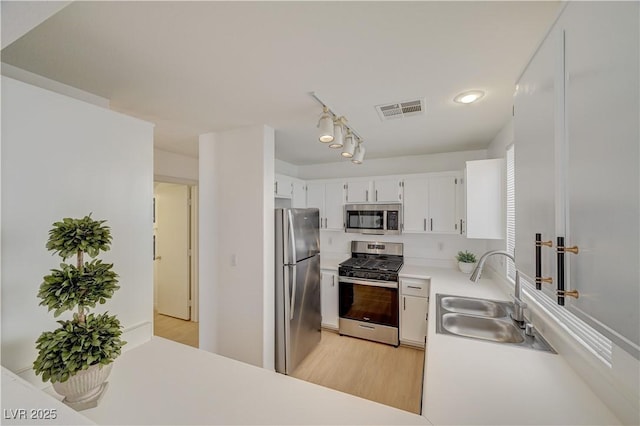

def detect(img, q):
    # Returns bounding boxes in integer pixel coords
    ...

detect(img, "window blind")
[506,145,516,280]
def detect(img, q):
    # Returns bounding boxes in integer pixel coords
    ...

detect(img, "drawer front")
[401,278,429,297]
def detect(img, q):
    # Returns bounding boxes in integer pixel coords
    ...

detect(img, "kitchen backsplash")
[320,230,491,269]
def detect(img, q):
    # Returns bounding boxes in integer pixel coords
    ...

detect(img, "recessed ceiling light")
[454,90,485,104]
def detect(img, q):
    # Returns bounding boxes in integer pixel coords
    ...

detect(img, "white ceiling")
[1,1,560,165]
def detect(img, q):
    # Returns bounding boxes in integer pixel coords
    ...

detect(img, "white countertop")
[77,337,430,425]
[320,253,348,271]
[1,367,94,425]
[4,261,619,425]
[400,265,620,425]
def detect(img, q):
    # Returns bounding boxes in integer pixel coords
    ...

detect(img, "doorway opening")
[153,181,199,347]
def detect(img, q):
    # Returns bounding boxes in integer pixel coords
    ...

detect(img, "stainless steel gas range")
[338,241,403,346]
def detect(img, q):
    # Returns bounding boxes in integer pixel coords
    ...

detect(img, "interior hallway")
[154,311,199,348]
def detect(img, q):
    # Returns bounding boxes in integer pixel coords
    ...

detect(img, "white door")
[564,1,639,348]
[155,183,190,320]
[306,183,325,227]
[345,181,370,203]
[428,175,458,234]
[374,178,402,203]
[291,181,306,208]
[320,271,339,329]
[400,295,428,346]
[275,174,293,198]
[324,182,345,230]
[402,177,429,233]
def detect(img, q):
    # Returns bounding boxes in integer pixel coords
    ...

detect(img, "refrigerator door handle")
[287,210,297,264]
[289,265,297,320]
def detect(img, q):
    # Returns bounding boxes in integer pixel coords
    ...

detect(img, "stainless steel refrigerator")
[275,208,321,375]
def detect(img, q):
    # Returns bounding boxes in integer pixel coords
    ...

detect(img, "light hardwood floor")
[291,330,425,414]
[152,316,423,413]
[153,311,199,348]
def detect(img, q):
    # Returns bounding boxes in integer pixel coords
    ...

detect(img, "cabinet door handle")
[403,296,406,311]
[423,218,427,231]
[407,285,422,290]
[460,219,463,235]
[324,218,327,228]
[366,190,369,201]
[332,275,335,287]
[430,218,433,231]
[275,181,278,194]
[376,190,378,201]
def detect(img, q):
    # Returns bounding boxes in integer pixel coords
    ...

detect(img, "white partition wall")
[199,125,275,369]
[1,77,155,386]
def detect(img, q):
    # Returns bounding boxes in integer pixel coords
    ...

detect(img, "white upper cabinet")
[402,177,429,232]
[306,182,324,215]
[345,178,403,203]
[345,181,370,203]
[324,182,345,230]
[563,2,639,354]
[307,181,345,231]
[373,178,403,203]
[402,173,461,234]
[465,159,505,240]
[428,175,458,234]
[291,180,306,208]
[514,1,639,356]
[275,174,306,207]
[274,174,293,198]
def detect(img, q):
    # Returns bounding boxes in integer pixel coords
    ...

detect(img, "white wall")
[199,125,275,369]
[274,158,298,177]
[154,149,199,183]
[2,63,110,109]
[1,77,154,386]
[1,2,71,49]
[298,149,487,180]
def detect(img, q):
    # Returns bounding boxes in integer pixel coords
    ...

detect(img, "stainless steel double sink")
[435,294,555,353]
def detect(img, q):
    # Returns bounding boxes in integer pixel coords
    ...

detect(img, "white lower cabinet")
[399,277,429,347]
[320,269,339,330]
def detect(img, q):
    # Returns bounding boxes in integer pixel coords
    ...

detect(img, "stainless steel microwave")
[344,203,402,235]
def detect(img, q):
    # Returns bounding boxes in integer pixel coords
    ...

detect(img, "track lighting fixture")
[352,140,365,164]
[329,117,345,148]
[342,131,356,158]
[317,106,334,143]
[311,92,365,164]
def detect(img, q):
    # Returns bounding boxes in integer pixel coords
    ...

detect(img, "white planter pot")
[458,261,476,274]
[52,363,112,410]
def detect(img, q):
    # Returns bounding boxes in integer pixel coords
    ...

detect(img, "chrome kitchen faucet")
[470,250,527,329]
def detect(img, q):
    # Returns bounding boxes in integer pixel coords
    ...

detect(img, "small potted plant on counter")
[33,214,125,410]
[456,250,477,274]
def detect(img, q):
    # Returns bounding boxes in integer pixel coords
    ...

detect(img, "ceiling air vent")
[375,98,425,121]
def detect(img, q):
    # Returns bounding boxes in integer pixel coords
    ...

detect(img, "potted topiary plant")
[456,250,477,274]
[33,215,125,410]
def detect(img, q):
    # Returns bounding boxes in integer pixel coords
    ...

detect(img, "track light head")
[317,106,334,143]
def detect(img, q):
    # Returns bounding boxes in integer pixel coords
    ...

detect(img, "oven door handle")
[339,277,398,289]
